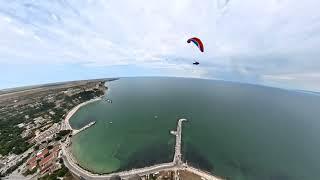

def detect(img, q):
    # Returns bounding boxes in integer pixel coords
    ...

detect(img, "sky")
[1,0,320,91]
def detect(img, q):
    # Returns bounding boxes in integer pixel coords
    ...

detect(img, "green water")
[70,77,320,180]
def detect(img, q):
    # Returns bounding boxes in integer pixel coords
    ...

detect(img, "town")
[0,79,112,179]
[0,78,223,180]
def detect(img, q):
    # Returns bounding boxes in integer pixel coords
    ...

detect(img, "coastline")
[64,97,102,131]
[62,110,224,179]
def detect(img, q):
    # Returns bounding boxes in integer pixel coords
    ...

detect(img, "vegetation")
[51,108,65,123]
[57,130,72,137]
[62,171,74,180]
[0,102,55,155]
[3,153,31,176]
[70,90,104,102]
[0,124,32,155]
[0,87,104,156]
[55,130,71,141]
[39,165,69,180]
[22,167,37,176]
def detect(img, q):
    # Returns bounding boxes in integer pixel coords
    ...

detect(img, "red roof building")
[51,145,60,154]
[37,149,49,159]
[27,156,37,165]
[28,161,37,171]
[39,152,57,169]
[27,156,37,171]
[40,164,54,174]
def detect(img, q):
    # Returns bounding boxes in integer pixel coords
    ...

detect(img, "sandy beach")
[64,97,102,130]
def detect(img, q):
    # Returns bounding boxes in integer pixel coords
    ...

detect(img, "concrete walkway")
[62,117,223,180]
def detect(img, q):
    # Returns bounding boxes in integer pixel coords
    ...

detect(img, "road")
[64,97,101,131]
[62,151,175,179]
[62,118,223,180]
[184,166,223,180]
[0,147,33,178]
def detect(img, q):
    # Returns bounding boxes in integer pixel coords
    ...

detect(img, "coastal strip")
[62,115,224,180]
[63,97,102,131]
[184,166,223,180]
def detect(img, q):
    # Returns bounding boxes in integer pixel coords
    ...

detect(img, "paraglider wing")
[187,37,204,52]
[217,0,230,9]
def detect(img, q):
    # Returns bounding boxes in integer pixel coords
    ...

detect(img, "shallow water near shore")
[70,77,320,179]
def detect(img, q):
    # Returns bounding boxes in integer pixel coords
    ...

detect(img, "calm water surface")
[70,77,320,180]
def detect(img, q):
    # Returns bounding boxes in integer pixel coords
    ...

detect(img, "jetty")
[62,118,223,180]
[173,118,186,166]
[72,121,96,135]
[63,97,102,131]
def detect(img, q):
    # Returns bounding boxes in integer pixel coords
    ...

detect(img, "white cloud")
[1,0,320,90]
[263,72,320,90]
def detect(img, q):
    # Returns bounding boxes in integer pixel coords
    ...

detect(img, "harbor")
[62,115,223,180]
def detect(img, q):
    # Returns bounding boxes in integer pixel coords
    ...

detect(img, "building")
[25,143,61,176]
[27,156,37,171]
[39,150,59,175]
[37,149,49,159]
[33,123,60,143]
[21,129,32,138]
[64,88,83,96]
[33,117,46,124]
[51,144,61,156]
[17,123,25,128]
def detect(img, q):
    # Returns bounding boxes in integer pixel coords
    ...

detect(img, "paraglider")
[187,37,204,52]
[217,0,230,10]
[187,37,204,65]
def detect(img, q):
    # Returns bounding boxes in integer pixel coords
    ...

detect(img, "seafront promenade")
[63,97,101,131]
[62,99,223,180]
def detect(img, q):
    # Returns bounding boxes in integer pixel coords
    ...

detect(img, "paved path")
[183,166,223,180]
[72,121,96,135]
[173,118,186,166]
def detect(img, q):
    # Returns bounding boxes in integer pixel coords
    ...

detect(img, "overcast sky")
[1,0,320,91]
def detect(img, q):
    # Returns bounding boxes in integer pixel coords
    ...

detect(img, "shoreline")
[62,97,223,179]
[62,96,103,178]
[64,97,102,131]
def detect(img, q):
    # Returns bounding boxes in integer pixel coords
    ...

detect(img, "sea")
[69,77,320,180]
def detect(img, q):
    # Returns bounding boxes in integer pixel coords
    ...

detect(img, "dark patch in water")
[269,174,292,180]
[183,142,214,172]
[225,159,261,179]
[225,159,293,180]
[116,142,174,171]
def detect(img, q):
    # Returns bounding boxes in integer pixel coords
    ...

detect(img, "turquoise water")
[70,77,320,179]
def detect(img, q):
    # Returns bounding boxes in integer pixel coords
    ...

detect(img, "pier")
[62,118,223,180]
[72,121,96,135]
[173,118,186,166]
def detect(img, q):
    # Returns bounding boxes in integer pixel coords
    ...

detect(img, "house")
[39,151,59,175]
[27,156,37,171]
[37,149,49,159]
